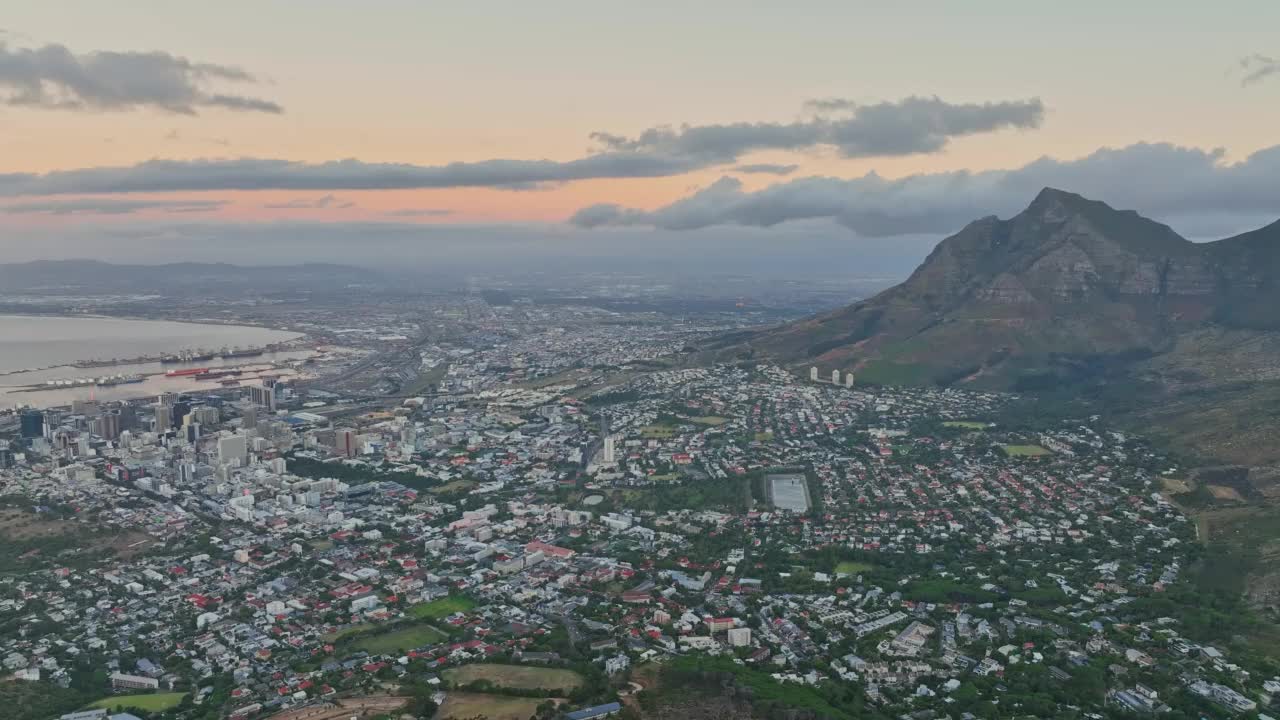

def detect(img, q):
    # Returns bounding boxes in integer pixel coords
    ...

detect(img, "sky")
[1,1,1278,270]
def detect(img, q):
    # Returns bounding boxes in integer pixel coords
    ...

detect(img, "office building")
[153,404,173,431]
[20,410,43,439]
[218,434,249,466]
[336,428,359,458]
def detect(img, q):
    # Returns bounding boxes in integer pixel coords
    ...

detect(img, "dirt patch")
[106,531,155,560]
[436,692,558,720]
[0,509,77,540]
[264,695,409,720]
[1208,485,1246,502]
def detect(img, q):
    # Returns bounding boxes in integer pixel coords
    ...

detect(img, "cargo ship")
[161,350,217,363]
[165,367,209,377]
[162,346,267,363]
[192,369,242,381]
[95,374,146,387]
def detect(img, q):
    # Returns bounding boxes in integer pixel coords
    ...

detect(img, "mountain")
[729,188,1280,464]
[0,260,382,293]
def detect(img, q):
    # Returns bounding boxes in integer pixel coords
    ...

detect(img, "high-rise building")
[19,410,43,439]
[809,367,819,381]
[336,427,359,458]
[117,404,138,432]
[845,374,855,388]
[94,410,122,440]
[153,404,173,431]
[172,401,191,429]
[42,410,64,439]
[218,433,248,466]
[831,369,841,384]
[247,382,278,412]
[603,435,616,464]
[240,403,259,429]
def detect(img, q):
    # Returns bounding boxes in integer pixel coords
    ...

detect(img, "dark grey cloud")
[571,142,1280,237]
[0,153,706,195]
[1240,54,1280,86]
[0,39,282,114]
[590,96,1044,161]
[263,194,354,210]
[0,95,1038,195]
[2,198,226,216]
[733,163,799,176]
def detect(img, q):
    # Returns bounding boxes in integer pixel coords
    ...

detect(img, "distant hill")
[0,259,382,293]
[722,188,1280,465]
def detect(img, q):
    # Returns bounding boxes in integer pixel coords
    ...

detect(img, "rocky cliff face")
[736,188,1280,388]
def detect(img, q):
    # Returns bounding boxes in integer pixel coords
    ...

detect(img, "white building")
[217,434,248,466]
[727,628,752,647]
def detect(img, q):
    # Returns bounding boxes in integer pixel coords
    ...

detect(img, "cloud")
[2,198,227,216]
[1240,53,1280,86]
[263,194,354,210]
[733,163,799,176]
[802,98,858,113]
[590,95,1044,161]
[383,208,454,217]
[0,39,282,114]
[0,95,1039,195]
[0,153,707,195]
[570,142,1280,236]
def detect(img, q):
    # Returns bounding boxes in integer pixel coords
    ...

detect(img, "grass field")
[351,623,448,655]
[436,692,551,720]
[409,595,476,620]
[754,431,774,442]
[834,561,873,575]
[321,623,374,642]
[443,664,584,692]
[640,424,677,439]
[1001,444,1050,457]
[429,479,476,495]
[943,421,987,429]
[690,416,729,426]
[89,692,186,712]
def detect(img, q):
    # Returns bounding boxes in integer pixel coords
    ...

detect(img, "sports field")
[89,692,186,712]
[436,692,552,720]
[443,663,584,692]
